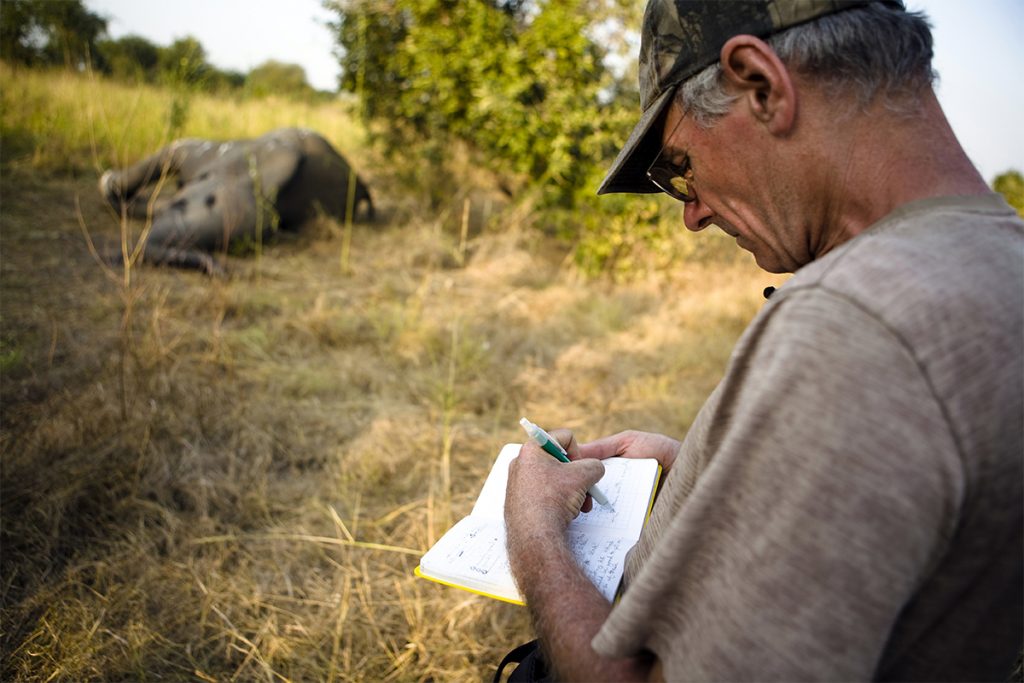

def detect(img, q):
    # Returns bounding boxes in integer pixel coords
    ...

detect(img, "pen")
[519,417,611,507]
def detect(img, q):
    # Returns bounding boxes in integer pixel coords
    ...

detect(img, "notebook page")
[470,445,658,538]
[569,457,660,540]
[419,515,637,603]
[419,516,518,601]
[469,443,521,521]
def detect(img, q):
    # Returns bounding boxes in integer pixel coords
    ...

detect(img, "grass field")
[1,66,783,681]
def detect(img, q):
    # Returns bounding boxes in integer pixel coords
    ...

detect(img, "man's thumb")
[577,458,605,487]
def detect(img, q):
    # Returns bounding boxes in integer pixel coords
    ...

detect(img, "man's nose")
[683,196,713,232]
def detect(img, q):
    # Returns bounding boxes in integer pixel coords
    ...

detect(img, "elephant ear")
[252,142,303,195]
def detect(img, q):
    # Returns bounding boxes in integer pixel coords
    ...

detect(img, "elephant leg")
[101,211,225,276]
[114,186,175,221]
[99,139,213,212]
[135,244,225,276]
[357,182,375,221]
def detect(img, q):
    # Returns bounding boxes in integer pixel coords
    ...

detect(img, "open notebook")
[416,443,661,605]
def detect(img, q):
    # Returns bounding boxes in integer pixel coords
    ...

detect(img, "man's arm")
[504,440,660,682]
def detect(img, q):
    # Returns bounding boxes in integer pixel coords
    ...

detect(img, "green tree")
[325,0,630,208]
[328,0,682,277]
[993,170,1024,217]
[207,67,246,93]
[0,0,38,65]
[158,36,211,88]
[155,36,211,138]
[245,60,315,99]
[96,34,159,82]
[0,0,107,69]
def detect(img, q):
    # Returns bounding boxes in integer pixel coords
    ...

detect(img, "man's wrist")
[507,524,571,588]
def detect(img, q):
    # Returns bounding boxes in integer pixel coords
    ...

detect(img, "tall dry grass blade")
[351,491,362,538]
[190,534,422,557]
[439,319,460,531]
[326,504,356,542]
[325,574,352,683]
[341,164,357,275]
[208,603,279,683]
[458,197,470,265]
[372,499,422,527]
[75,194,119,285]
[127,158,175,273]
[353,570,404,677]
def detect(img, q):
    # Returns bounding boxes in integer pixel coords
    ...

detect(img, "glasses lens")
[647,162,693,202]
[668,174,691,198]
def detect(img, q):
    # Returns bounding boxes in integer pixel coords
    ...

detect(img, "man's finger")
[548,428,580,459]
[576,457,606,488]
[576,432,629,460]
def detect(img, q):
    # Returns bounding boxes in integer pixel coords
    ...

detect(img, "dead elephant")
[98,127,374,273]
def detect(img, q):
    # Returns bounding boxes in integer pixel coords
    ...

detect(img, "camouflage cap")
[598,0,905,195]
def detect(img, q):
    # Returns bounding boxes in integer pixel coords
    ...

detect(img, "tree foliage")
[993,170,1024,217]
[96,34,159,83]
[158,36,211,87]
[245,60,316,99]
[0,0,107,69]
[326,0,635,208]
[2,3,252,97]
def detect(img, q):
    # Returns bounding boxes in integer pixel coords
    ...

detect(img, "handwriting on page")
[566,531,629,602]
[428,518,631,602]
[436,519,513,580]
[577,473,630,525]
[570,458,647,535]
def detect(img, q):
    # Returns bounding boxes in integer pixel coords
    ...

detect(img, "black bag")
[493,639,553,682]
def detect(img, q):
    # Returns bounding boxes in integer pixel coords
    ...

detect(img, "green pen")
[519,417,611,507]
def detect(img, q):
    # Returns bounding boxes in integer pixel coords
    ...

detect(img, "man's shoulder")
[780,194,1023,331]
[750,195,1023,468]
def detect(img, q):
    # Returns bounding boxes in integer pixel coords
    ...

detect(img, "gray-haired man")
[503,1,1023,680]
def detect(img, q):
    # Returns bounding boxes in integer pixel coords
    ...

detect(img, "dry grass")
[0,66,784,681]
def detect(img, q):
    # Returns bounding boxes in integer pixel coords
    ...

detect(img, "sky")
[86,0,1022,183]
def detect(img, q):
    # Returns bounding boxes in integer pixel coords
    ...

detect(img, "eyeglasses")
[646,114,696,203]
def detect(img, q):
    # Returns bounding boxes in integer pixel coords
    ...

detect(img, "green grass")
[0,64,783,681]
[0,62,370,177]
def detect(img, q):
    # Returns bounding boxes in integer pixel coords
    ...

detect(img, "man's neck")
[812,88,991,257]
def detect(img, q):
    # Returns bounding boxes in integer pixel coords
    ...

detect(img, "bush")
[993,170,1024,217]
[245,60,316,100]
[326,0,631,210]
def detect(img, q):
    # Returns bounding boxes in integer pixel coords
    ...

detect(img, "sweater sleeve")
[591,287,964,681]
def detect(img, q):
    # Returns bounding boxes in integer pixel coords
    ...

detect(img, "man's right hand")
[575,430,682,472]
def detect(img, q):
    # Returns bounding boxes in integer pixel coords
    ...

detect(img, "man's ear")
[719,35,796,135]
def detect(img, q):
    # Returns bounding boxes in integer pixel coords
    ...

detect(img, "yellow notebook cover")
[415,443,662,605]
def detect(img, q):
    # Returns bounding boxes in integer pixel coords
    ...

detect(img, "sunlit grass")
[0,62,368,174]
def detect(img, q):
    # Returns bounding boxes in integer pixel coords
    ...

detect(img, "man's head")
[599,0,935,196]
[600,0,940,272]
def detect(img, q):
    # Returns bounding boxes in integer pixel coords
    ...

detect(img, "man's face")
[656,100,810,274]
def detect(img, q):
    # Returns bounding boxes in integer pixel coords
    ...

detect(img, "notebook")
[415,443,661,605]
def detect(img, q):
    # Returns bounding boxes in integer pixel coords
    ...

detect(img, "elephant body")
[99,128,374,272]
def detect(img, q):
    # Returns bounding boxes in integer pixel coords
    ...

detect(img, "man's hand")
[505,430,606,541]
[506,428,681,541]
[576,430,682,472]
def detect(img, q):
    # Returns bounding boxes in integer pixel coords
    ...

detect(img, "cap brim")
[597,87,677,196]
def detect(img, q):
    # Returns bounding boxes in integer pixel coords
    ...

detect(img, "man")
[504,1,1024,680]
